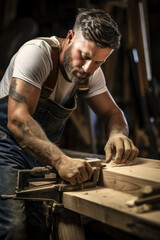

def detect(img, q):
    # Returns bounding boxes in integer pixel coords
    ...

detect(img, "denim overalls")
[0,92,77,239]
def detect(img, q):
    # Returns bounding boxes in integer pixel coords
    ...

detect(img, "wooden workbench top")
[99,157,160,195]
[62,157,160,240]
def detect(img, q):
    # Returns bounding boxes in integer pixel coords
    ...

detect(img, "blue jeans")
[0,130,50,240]
[0,96,77,239]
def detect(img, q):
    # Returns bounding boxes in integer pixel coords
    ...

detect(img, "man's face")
[63,35,113,84]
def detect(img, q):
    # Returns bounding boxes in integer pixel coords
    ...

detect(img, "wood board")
[99,157,160,195]
[62,157,160,240]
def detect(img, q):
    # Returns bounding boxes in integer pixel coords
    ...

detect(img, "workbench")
[62,155,160,240]
[4,150,159,240]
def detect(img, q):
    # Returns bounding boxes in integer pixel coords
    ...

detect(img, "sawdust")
[107,160,127,168]
[83,192,88,195]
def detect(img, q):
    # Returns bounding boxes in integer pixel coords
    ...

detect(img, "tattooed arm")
[8,78,93,185]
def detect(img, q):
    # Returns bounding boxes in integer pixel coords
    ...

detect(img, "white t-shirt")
[0,36,107,105]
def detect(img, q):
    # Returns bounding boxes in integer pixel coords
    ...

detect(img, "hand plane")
[1,158,103,203]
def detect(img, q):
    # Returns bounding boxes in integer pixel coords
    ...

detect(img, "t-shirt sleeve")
[12,43,52,89]
[84,67,108,98]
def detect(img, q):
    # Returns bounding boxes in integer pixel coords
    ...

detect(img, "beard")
[63,45,91,84]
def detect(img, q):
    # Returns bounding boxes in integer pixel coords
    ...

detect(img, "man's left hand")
[104,134,139,164]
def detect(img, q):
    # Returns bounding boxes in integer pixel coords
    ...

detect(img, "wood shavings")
[83,192,88,195]
[107,160,127,168]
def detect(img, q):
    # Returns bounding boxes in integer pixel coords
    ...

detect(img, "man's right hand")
[54,156,94,185]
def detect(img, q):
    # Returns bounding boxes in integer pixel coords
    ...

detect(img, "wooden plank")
[63,187,160,240]
[62,157,160,239]
[99,157,160,195]
[63,150,160,195]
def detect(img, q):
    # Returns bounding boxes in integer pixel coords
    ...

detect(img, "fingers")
[63,172,84,186]
[105,142,114,163]
[114,140,124,164]
[120,139,139,164]
[68,176,77,185]
[125,144,139,164]
[120,140,131,163]
[75,162,93,184]
[85,161,94,179]
[66,160,93,185]
[105,136,139,165]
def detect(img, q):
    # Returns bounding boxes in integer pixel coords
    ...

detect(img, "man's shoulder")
[24,36,59,48]
[19,36,60,57]
[13,37,59,70]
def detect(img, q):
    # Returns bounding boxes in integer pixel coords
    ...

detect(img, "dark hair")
[73,8,121,50]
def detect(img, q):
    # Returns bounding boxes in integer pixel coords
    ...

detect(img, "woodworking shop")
[0,0,160,239]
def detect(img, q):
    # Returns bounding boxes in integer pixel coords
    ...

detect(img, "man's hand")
[104,134,139,164]
[54,156,94,185]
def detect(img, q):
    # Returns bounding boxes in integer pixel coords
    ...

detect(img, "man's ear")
[67,30,75,45]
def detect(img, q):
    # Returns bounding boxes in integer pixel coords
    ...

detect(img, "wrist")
[108,126,128,139]
[53,154,68,170]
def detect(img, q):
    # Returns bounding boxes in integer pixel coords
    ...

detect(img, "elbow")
[7,118,18,137]
[7,114,24,141]
[7,119,15,132]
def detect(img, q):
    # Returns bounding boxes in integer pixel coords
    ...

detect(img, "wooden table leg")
[52,209,86,240]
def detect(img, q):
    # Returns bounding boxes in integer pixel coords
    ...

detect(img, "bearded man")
[0,8,139,240]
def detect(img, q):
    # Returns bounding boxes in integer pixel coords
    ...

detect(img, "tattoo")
[9,80,63,164]
[15,118,64,165]
[16,120,53,158]
[17,122,30,137]
[9,79,27,104]
[27,121,47,140]
[22,82,35,94]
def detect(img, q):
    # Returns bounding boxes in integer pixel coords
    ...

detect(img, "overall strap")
[38,38,59,100]
[36,38,89,101]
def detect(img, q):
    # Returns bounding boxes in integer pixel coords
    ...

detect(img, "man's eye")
[81,53,90,60]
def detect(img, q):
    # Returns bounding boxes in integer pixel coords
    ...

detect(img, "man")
[0,8,139,239]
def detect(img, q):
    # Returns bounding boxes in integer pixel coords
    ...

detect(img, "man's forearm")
[104,109,129,138]
[104,109,139,164]
[12,116,65,167]
[8,115,94,185]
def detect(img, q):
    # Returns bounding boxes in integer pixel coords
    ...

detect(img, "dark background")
[0,0,160,159]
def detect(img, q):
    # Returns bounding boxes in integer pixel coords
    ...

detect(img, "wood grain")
[99,157,160,195]
[63,187,160,240]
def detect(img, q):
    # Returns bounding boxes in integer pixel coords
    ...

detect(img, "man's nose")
[82,60,93,73]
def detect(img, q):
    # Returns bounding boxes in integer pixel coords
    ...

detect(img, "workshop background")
[0,0,160,159]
